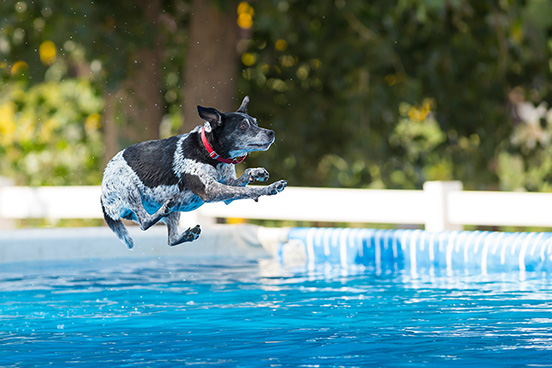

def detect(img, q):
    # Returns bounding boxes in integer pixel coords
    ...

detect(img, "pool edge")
[0,225,285,263]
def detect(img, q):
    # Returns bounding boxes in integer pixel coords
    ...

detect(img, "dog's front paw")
[246,167,269,183]
[266,180,287,195]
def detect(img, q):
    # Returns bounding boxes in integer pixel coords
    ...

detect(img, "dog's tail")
[101,197,135,249]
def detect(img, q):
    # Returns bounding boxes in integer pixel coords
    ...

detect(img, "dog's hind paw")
[169,224,201,246]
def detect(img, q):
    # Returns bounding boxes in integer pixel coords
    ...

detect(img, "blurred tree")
[238,0,552,190]
[0,79,104,185]
[1,0,552,192]
[1,0,241,183]
[101,0,166,161]
[0,0,165,170]
[181,0,240,132]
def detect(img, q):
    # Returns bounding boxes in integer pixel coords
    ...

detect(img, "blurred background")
[1,0,552,192]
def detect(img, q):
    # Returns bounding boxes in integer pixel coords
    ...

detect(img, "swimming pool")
[2,255,552,367]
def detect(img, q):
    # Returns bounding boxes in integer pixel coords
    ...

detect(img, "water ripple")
[2,257,552,367]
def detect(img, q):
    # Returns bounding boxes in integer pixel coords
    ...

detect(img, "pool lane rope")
[279,228,552,275]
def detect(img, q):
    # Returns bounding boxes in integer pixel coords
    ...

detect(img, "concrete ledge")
[0,224,273,263]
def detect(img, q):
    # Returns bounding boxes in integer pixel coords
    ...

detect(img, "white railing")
[1,181,552,231]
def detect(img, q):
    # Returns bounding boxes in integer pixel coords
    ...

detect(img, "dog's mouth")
[248,141,272,150]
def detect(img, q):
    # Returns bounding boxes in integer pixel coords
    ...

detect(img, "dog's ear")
[236,96,250,113]
[197,106,222,126]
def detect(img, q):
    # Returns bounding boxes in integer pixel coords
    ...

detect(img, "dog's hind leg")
[133,200,174,231]
[126,188,173,231]
[163,212,201,246]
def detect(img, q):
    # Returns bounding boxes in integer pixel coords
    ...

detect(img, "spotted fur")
[100,96,287,249]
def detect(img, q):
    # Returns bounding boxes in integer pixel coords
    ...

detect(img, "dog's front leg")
[188,175,286,203]
[211,181,286,202]
[223,168,271,204]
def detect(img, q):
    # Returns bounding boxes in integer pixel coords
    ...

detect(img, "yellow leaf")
[85,113,102,132]
[275,39,288,51]
[241,52,256,66]
[10,60,28,75]
[237,2,254,16]
[39,40,57,66]
[237,13,253,29]
[0,102,16,145]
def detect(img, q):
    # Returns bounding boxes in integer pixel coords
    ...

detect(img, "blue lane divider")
[281,228,552,274]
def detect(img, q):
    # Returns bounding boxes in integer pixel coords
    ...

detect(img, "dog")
[100,96,287,249]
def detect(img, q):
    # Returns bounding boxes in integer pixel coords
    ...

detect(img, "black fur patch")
[181,173,207,199]
[182,131,217,166]
[123,136,181,188]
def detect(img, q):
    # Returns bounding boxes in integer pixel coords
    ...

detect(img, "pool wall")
[0,225,268,263]
[278,228,552,275]
[3,225,552,276]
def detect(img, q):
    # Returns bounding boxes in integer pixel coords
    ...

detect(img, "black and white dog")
[100,96,287,249]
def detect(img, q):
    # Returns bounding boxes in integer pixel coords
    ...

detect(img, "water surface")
[2,258,552,367]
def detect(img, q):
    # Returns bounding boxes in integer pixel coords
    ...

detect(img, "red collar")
[201,126,246,165]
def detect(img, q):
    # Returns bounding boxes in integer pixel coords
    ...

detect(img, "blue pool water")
[2,256,552,367]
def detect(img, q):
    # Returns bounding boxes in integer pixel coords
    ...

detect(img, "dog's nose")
[267,130,275,140]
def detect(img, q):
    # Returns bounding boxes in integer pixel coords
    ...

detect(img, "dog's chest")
[172,193,204,212]
[141,185,203,214]
[215,163,238,185]
[139,164,233,214]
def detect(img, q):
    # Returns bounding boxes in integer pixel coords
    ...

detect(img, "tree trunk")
[102,0,164,162]
[129,0,164,142]
[103,90,119,165]
[181,0,240,132]
[128,48,164,142]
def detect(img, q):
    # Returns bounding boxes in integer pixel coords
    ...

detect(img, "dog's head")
[197,96,275,158]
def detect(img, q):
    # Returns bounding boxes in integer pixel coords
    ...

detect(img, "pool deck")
[0,225,286,263]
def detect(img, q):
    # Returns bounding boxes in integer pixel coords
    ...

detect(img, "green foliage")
[0,0,190,185]
[1,0,552,193]
[388,100,450,186]
[497,102,552,191]
[0,1,149,86]
[0,79,104,185]
[239,0,552,190]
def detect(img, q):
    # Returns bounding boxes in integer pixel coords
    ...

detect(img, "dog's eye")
[240,121,249,130]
